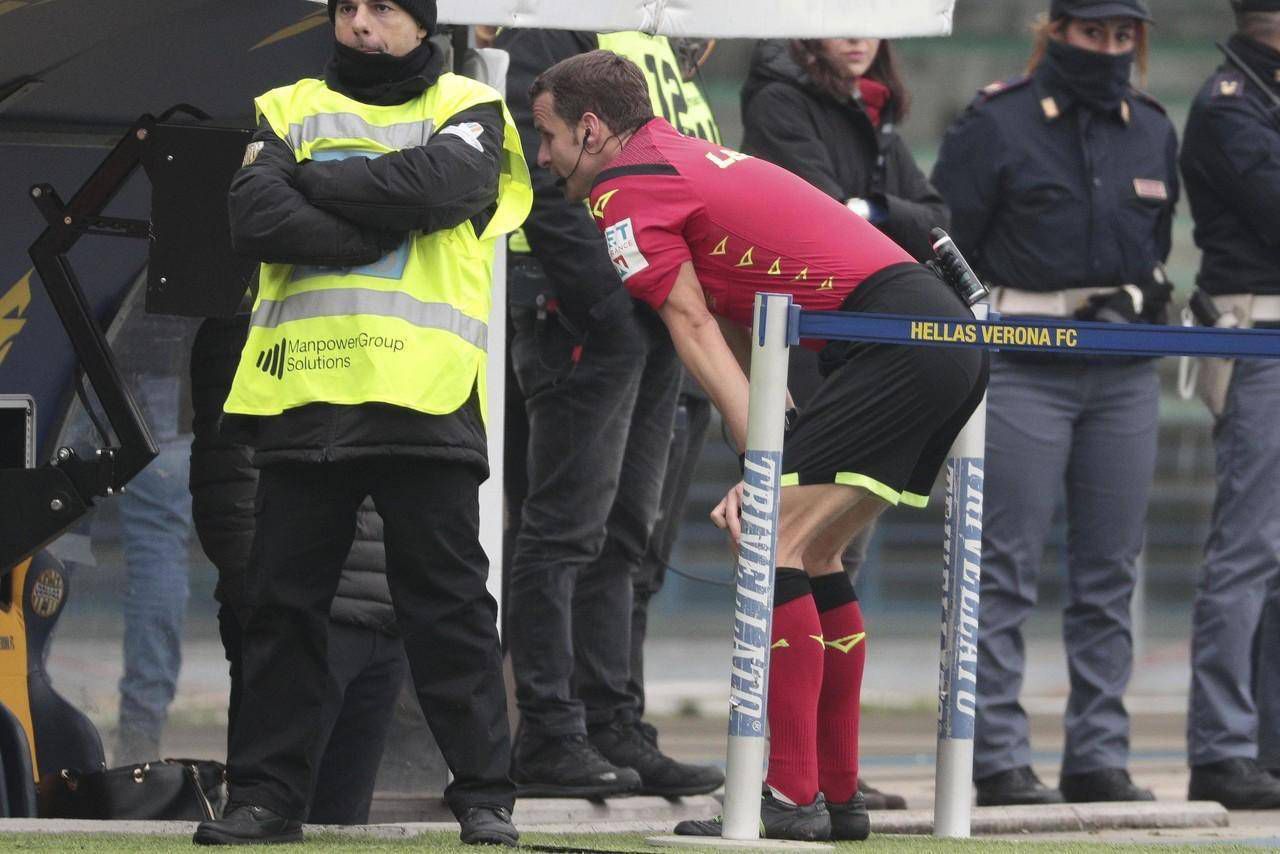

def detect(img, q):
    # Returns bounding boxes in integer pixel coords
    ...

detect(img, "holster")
[1181,293,1254,419]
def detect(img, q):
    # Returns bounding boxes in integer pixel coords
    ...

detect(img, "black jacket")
[225,43,503,472]
[932,67,1177,294]
[495,28,639,326]
[190,316,397,635]
[739,40,949,262]
[1182,35,1280,296]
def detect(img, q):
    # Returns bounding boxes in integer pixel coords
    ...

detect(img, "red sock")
[816,599,866,804]
[765,585,823,805]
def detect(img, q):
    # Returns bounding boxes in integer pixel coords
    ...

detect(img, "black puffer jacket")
[740,40,948,262]
[190,315,396,635]
[225,42,504,473]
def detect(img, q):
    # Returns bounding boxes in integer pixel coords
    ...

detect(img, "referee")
[528,51,988,842]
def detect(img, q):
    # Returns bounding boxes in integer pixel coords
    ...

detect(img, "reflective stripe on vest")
[284,113,434,152]
[223,73,531,420]
[251,287,489,350]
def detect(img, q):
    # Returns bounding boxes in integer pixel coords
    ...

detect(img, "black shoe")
[975,766,1066,807]
[636,719,660,746]
[674,791,832,841]
[193,803,302,846]
[1189,758,1280,810]
[858,777,907,810]
[828,791,870,841]
[511,732,641,798]
[589,720,724,797]
[458,806,519,847]
[1059,768,1154,803]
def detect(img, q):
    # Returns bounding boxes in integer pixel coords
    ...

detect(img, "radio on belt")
[930,228,990,308]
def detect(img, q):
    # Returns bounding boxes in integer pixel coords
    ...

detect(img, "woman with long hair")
[932,0,1177,807]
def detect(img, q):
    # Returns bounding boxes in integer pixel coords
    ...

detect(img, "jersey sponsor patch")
[604,218,649,282]
[241,141,265,167]
[439,121,485,152]
[1133,178,1168,201]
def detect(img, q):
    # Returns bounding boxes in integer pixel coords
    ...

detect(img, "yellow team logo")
[0,270,33,367]
[825,632,866,654]
[591,189,620,220]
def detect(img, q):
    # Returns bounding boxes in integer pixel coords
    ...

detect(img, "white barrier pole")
[722,293,793,840]
[933,302,989,838]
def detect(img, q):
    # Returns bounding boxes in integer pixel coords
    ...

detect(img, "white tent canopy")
[309,0,956,39]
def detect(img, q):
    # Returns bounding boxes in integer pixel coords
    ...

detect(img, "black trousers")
[219,606,405,824]
[507,304,681,737]
[227,458,513,819]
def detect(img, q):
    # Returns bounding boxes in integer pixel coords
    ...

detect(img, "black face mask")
[1043,39,1133,113]
[325,38,443,106]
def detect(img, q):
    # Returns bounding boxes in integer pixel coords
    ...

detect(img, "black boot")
[828,791,870,841]
[193,803,303,845]
[1188,758,1280,809]
[458,806,519,846]
[857,777,907,810]
[589,719,724,797]
[975,766,1065,807]
[511,731,641,798]
[1059,768,1154,803]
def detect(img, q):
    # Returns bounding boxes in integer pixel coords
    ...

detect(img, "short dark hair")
[529,50,654,135]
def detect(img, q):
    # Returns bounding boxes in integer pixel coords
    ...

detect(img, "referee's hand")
[711,481,745,550]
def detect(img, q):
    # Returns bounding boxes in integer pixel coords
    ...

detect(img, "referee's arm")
[658,262,751,452]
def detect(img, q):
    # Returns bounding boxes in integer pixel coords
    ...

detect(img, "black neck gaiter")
[1042,39,1133,113]
[325,38,443,106]
[1228,33,1280,85]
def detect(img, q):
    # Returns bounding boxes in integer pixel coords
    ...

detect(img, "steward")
[192,0,530,846]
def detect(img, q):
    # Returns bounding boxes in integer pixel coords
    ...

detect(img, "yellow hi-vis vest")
[224,73,532,421]
[508,31,720,256]
[597,32,720,145]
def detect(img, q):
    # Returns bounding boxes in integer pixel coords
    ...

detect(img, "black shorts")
[781,262,989,507]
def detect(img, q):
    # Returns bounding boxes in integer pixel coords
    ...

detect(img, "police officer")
[932,0,1178,806]
[192,0,531,844]
[1180,0,1280,810]
[495,27,725,800]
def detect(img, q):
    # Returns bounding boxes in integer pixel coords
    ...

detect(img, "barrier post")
[933,302,989,838]
[721,293,794,840]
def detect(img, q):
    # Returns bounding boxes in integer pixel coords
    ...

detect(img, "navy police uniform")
[1181,13,1280,804]
[932,12,1178,800]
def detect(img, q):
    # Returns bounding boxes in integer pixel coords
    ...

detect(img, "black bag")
[38,758,226,821]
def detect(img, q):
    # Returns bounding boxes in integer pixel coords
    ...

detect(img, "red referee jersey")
[589,118,913,332]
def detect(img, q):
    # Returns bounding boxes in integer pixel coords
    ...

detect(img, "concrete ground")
[39,630,1280,845]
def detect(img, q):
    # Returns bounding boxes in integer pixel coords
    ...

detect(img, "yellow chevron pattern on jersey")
[711,236,728,256]
[771,638,789,649]
[824,632,867,654]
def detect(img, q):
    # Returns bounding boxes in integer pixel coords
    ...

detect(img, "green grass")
[0,833,1263,853]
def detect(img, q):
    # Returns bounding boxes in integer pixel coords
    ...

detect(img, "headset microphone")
[554,129,592,191]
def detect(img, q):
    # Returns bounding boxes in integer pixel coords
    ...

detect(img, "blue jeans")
[116,376,194,758]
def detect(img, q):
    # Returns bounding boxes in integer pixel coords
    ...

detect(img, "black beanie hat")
[329,0,437,34]
[1234,0,1280,11]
